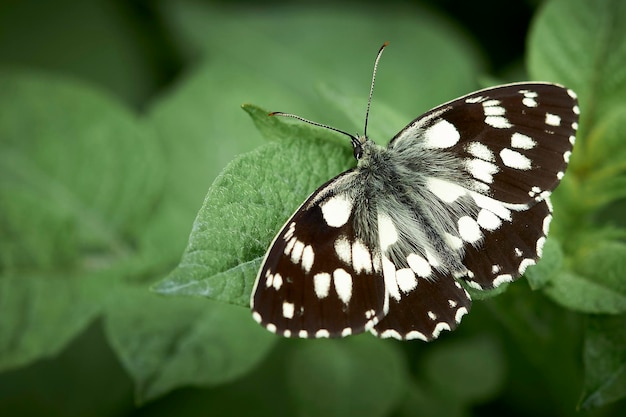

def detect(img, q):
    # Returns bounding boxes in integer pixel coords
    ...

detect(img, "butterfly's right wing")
[251,171,387,338]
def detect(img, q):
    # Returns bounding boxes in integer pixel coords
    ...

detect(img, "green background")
[1,0,625,416]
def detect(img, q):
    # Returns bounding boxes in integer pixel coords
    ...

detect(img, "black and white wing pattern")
[386,83,578,291]
[250,73,578,341]
[251,171,388,338]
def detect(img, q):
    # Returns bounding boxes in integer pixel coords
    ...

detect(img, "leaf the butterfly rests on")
[250,43,579,341]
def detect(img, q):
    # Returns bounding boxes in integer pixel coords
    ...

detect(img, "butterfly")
[250,42,579,341]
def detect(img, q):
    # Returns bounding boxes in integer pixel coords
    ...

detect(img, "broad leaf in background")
[529,1,626,407]
[0,72,163,372]
[0,72,164,272]
[581,315,626,409]
[0,272,104,371]
[528,0,626,136]
[103,288,274,403]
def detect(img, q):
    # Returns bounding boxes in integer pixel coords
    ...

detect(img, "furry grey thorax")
[347,136,477,276]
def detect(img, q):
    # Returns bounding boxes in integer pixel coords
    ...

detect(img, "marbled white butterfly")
[250,42,579,341]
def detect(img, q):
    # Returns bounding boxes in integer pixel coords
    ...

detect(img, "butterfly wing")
[390,83,577,205]
[388,82,578,290]
[371,267,471,341]
[251,171,387,338]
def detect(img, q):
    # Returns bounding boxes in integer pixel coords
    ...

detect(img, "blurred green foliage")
[1,0,625,416]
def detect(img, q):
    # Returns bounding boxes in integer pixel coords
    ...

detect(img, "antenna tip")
[383,41,390,47]
[268,112,279,117]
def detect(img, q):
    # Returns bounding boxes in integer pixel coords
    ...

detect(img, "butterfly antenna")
[268,112,360,147]
[363,41,389,138]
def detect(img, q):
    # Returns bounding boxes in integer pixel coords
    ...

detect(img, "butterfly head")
[352,134,368,160]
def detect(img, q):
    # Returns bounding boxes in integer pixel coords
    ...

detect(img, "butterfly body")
[250,45,578,341]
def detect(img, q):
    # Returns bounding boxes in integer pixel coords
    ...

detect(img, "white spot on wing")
[320,195,352,227]
[444,232,464,250]
[290,240,305,264]
[471,192,513,221]
[284,237,296,255]
[536,236,546,257]
[522,97,538,107]
[483,100,506,117]
[333,268,353,304]
[545,113,561,126]
[543,214,552,234]
[511,132,536,150]
[405,330,428,341]
[334,236,352,265]
[396,268,418,293]
[316,329,330,338]
[466,158,499,183]
[378,213,398,251]
[273,273,283,290]
[485,116,512,129]
[500,148,532,170]
[407,253,432,277]
[379,329,402,339]
[466,95,484,104]
[352,239,373,274]
[282,302,295,319]
[458,216,483,243]
[432,322,451,338]
[493,274,513,286]
[426,177,467,203]
[313,272,331,299]
[477,208,502,231]
[423,119,460,148]
[519,258,536,274]
[301,245,314,273]
[382,255,400,301]
[455,307,468,323]
[466,142,495,161]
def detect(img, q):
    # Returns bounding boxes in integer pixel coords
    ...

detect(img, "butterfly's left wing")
[251,171,387,338]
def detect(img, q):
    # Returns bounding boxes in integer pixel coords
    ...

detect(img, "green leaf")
[422,336,506,403]
[528,0,626,135]
[578,108,626,209]
[154,106,352,305]
[103,287,275,403]
[580,314,626,409]
[0,71,164,271]
[160,1,484,127]
[525,238,564,290]
[286,336,407,417]
[0,271,104,372]
[541,241,626,314]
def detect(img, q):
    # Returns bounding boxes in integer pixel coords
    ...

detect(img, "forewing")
[390,83,578,205]
[251,171,386,338]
